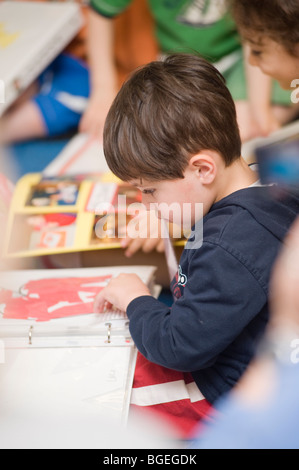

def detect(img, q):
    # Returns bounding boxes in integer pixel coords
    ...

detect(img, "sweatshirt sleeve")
[89,0,131,17]
[126,240,267,372]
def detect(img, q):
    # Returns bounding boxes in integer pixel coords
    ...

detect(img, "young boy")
[94,53,299,433]
[184,0,299,446]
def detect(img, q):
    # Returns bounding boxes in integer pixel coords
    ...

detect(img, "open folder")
[0,265,157,431]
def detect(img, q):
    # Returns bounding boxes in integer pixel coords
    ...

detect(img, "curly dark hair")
[231,0,299,56]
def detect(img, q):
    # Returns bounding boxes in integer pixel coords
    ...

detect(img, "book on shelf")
[3,172,185,259]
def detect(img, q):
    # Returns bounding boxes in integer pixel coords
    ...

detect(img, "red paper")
[1,275,112,322]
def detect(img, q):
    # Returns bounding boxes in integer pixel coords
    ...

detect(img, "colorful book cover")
[3,172,185,259]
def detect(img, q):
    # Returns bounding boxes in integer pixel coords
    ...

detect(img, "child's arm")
[244,44,281,137]
[95,242,267,373]
[79,8,118,139]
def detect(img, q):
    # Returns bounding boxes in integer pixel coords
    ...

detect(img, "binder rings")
[0,265,157,437]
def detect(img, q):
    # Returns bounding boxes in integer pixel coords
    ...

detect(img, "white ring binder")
[0,265,157,440]
[106,322,111,344]
[28,325,33,345]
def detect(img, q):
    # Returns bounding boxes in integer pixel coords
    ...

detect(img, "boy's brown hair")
[232,0,299,56]
[103,54,241,182]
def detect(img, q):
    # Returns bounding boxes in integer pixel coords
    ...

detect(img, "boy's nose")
[141,197,151,210]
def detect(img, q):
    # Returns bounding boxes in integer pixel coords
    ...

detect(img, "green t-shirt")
[90,0,241,63]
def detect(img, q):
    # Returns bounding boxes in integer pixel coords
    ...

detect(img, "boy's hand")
[121,210,164,257]
[121,236,165,258]
[93,273,151,313]
[120,210,183,257]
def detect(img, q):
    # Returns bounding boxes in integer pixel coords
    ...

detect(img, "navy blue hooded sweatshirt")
[127,186,299,404]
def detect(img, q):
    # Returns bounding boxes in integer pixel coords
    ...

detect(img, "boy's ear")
[188,151,217,184]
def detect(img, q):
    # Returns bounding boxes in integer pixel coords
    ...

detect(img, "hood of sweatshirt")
[206,185,299,242]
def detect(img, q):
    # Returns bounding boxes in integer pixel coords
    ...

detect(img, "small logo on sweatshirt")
[177,265,187,286]
[172,265,188,300]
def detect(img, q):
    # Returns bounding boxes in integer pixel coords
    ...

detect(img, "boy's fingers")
[93,292,107,313]
[141,237,163,253]
[120,237,130,248]
[156,239,165,252]
[124,238,144,257]
[103,301,114,312]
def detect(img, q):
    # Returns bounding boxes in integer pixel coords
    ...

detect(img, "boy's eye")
[142,189,156,195]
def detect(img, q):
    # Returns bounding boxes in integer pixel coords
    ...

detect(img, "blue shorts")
[32,54,90,136]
